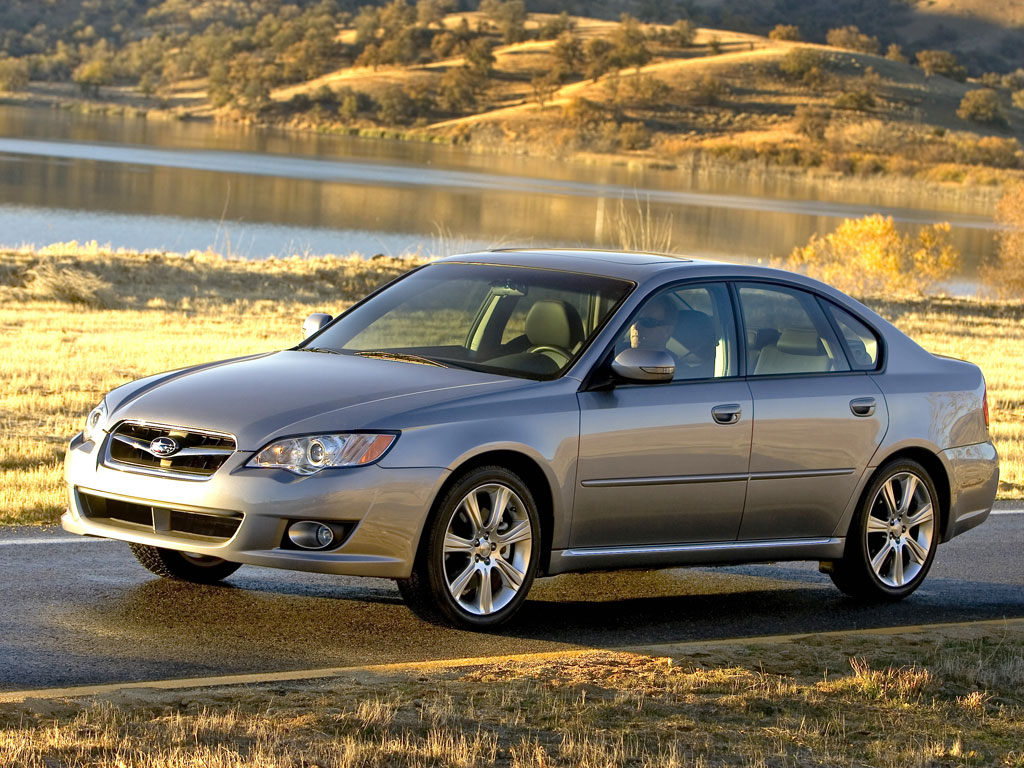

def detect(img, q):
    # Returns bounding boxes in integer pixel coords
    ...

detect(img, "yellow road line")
[2,616,1021,703]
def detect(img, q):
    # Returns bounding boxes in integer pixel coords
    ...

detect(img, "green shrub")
[769,24,801,42]
[825,26,879,54]
[982,184,1024,297]
[786,215,959,296]
[916,50,966,81]
[957,89,1007,127]
[779,47,828,88]
[794,104,830,140]
[833,89,875,111]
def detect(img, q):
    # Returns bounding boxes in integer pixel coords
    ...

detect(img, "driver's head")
[630,295,675,351]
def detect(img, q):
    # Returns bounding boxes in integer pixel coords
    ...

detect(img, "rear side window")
[737,283,850,375]
[825,302,881,370]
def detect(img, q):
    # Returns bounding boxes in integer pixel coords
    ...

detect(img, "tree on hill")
[769,24,802,42]
[552,31,584,74]
[825,25,880,55]
[916,50,966,81]
[957,89,1008,127]
[0,57,29,91]
[479,0,527,45]
[464,37,495,79]
[416,0,453,28]
[584,37,614,81]
[438,65,478,112]
[610,14,651,72]
[72,52,113,97]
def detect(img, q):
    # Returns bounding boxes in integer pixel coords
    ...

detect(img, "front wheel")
[397,466,540,629]
[129,543,241,584]
[829,459,939,601]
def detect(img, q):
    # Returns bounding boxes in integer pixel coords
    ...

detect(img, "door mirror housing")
[302,312,333,338]
[610,348,675,383]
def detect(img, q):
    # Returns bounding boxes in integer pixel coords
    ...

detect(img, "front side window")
[737,283,850,375]
[308,263,633,380]
[614,282,737,381]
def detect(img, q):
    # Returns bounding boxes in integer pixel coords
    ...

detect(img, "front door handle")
[850,397,876,417]
[712,403,742,425]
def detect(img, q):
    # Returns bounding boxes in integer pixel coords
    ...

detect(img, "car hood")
[106,350,523,449]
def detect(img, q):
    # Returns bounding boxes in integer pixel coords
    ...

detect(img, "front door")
[572,282,753,548]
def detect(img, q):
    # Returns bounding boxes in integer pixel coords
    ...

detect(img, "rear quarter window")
[825,302,882,370]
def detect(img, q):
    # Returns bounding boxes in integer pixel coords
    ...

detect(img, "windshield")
[305,262,634,379]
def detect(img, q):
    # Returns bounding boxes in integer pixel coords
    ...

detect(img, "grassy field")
[2,622,1023,767]
[0,245,1021,526]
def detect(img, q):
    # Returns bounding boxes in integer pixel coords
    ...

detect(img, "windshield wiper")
[355,351,449,368]
[300,347,342,355]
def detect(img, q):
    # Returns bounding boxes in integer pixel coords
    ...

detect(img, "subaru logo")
[149,436,179,457]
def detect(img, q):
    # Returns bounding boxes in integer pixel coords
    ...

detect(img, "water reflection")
[0,105,998,272]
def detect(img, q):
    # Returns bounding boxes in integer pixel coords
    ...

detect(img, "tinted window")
[615,283,737,380]
[826,302,881,370]
[737,283,850,375]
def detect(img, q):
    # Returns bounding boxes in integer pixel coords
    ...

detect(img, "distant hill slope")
[680,0,1024,73]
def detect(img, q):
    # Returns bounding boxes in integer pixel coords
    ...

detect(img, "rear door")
[735,282,888,540]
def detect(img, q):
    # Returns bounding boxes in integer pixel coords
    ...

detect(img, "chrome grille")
[105,421,236,478]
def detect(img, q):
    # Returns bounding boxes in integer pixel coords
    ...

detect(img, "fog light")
[287,520,336,550]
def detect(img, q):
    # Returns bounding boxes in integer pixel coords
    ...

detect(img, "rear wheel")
[397,466,540,629]
[829,459,939,601]
[129,543,241,584]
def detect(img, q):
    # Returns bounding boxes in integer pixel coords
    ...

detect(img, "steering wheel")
[528,345,573,365]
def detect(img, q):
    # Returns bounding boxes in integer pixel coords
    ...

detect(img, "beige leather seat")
[754,328,832,374]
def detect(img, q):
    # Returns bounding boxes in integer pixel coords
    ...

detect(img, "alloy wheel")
[441,482,533,616]
[864,471,935,588]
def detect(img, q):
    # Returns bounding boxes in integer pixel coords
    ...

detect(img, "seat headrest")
[674,310,715,356]
[776,328,825,356]
[525,300,583,349]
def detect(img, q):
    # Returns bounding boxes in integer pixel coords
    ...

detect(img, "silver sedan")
[62,250,999,628]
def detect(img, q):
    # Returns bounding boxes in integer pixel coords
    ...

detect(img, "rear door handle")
[850,397,876,417]
[712,403,742,425]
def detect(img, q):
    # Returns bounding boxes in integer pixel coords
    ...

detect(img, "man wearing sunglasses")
[629,295,676,353]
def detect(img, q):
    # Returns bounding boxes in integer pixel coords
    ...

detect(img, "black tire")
[397,465,540,629]
[129,543,241,584]
[829,459,940,601]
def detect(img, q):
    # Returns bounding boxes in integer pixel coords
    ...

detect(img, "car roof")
[435,248,806,284]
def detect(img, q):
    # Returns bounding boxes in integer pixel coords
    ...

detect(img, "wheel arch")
[426,449,557,575]
[860,446,952,542]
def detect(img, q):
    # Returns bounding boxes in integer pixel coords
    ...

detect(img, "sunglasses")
[635,317,670,329]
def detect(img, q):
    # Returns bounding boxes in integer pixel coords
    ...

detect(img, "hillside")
[1,5,1023,186]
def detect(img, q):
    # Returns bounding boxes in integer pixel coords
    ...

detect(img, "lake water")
[0,105,998,280]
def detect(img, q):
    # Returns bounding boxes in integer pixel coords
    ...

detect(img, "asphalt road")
[2,513,1022,692]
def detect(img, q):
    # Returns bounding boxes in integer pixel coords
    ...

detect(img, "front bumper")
[62,432,449,579]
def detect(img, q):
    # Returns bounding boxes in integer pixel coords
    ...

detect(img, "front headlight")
[247,433,396,475]
[84,401,107,443]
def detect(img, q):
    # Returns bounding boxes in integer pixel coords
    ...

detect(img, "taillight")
[983,384,990,428]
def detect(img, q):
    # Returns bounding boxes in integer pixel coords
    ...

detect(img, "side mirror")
[610,348,675,383]
[302,312,333,338]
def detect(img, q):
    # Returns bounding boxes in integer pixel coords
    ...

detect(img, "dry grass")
[0,245,425,525]
[864,296,1024,497]
[2,625,1023,767]
[0,245,1020,526]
